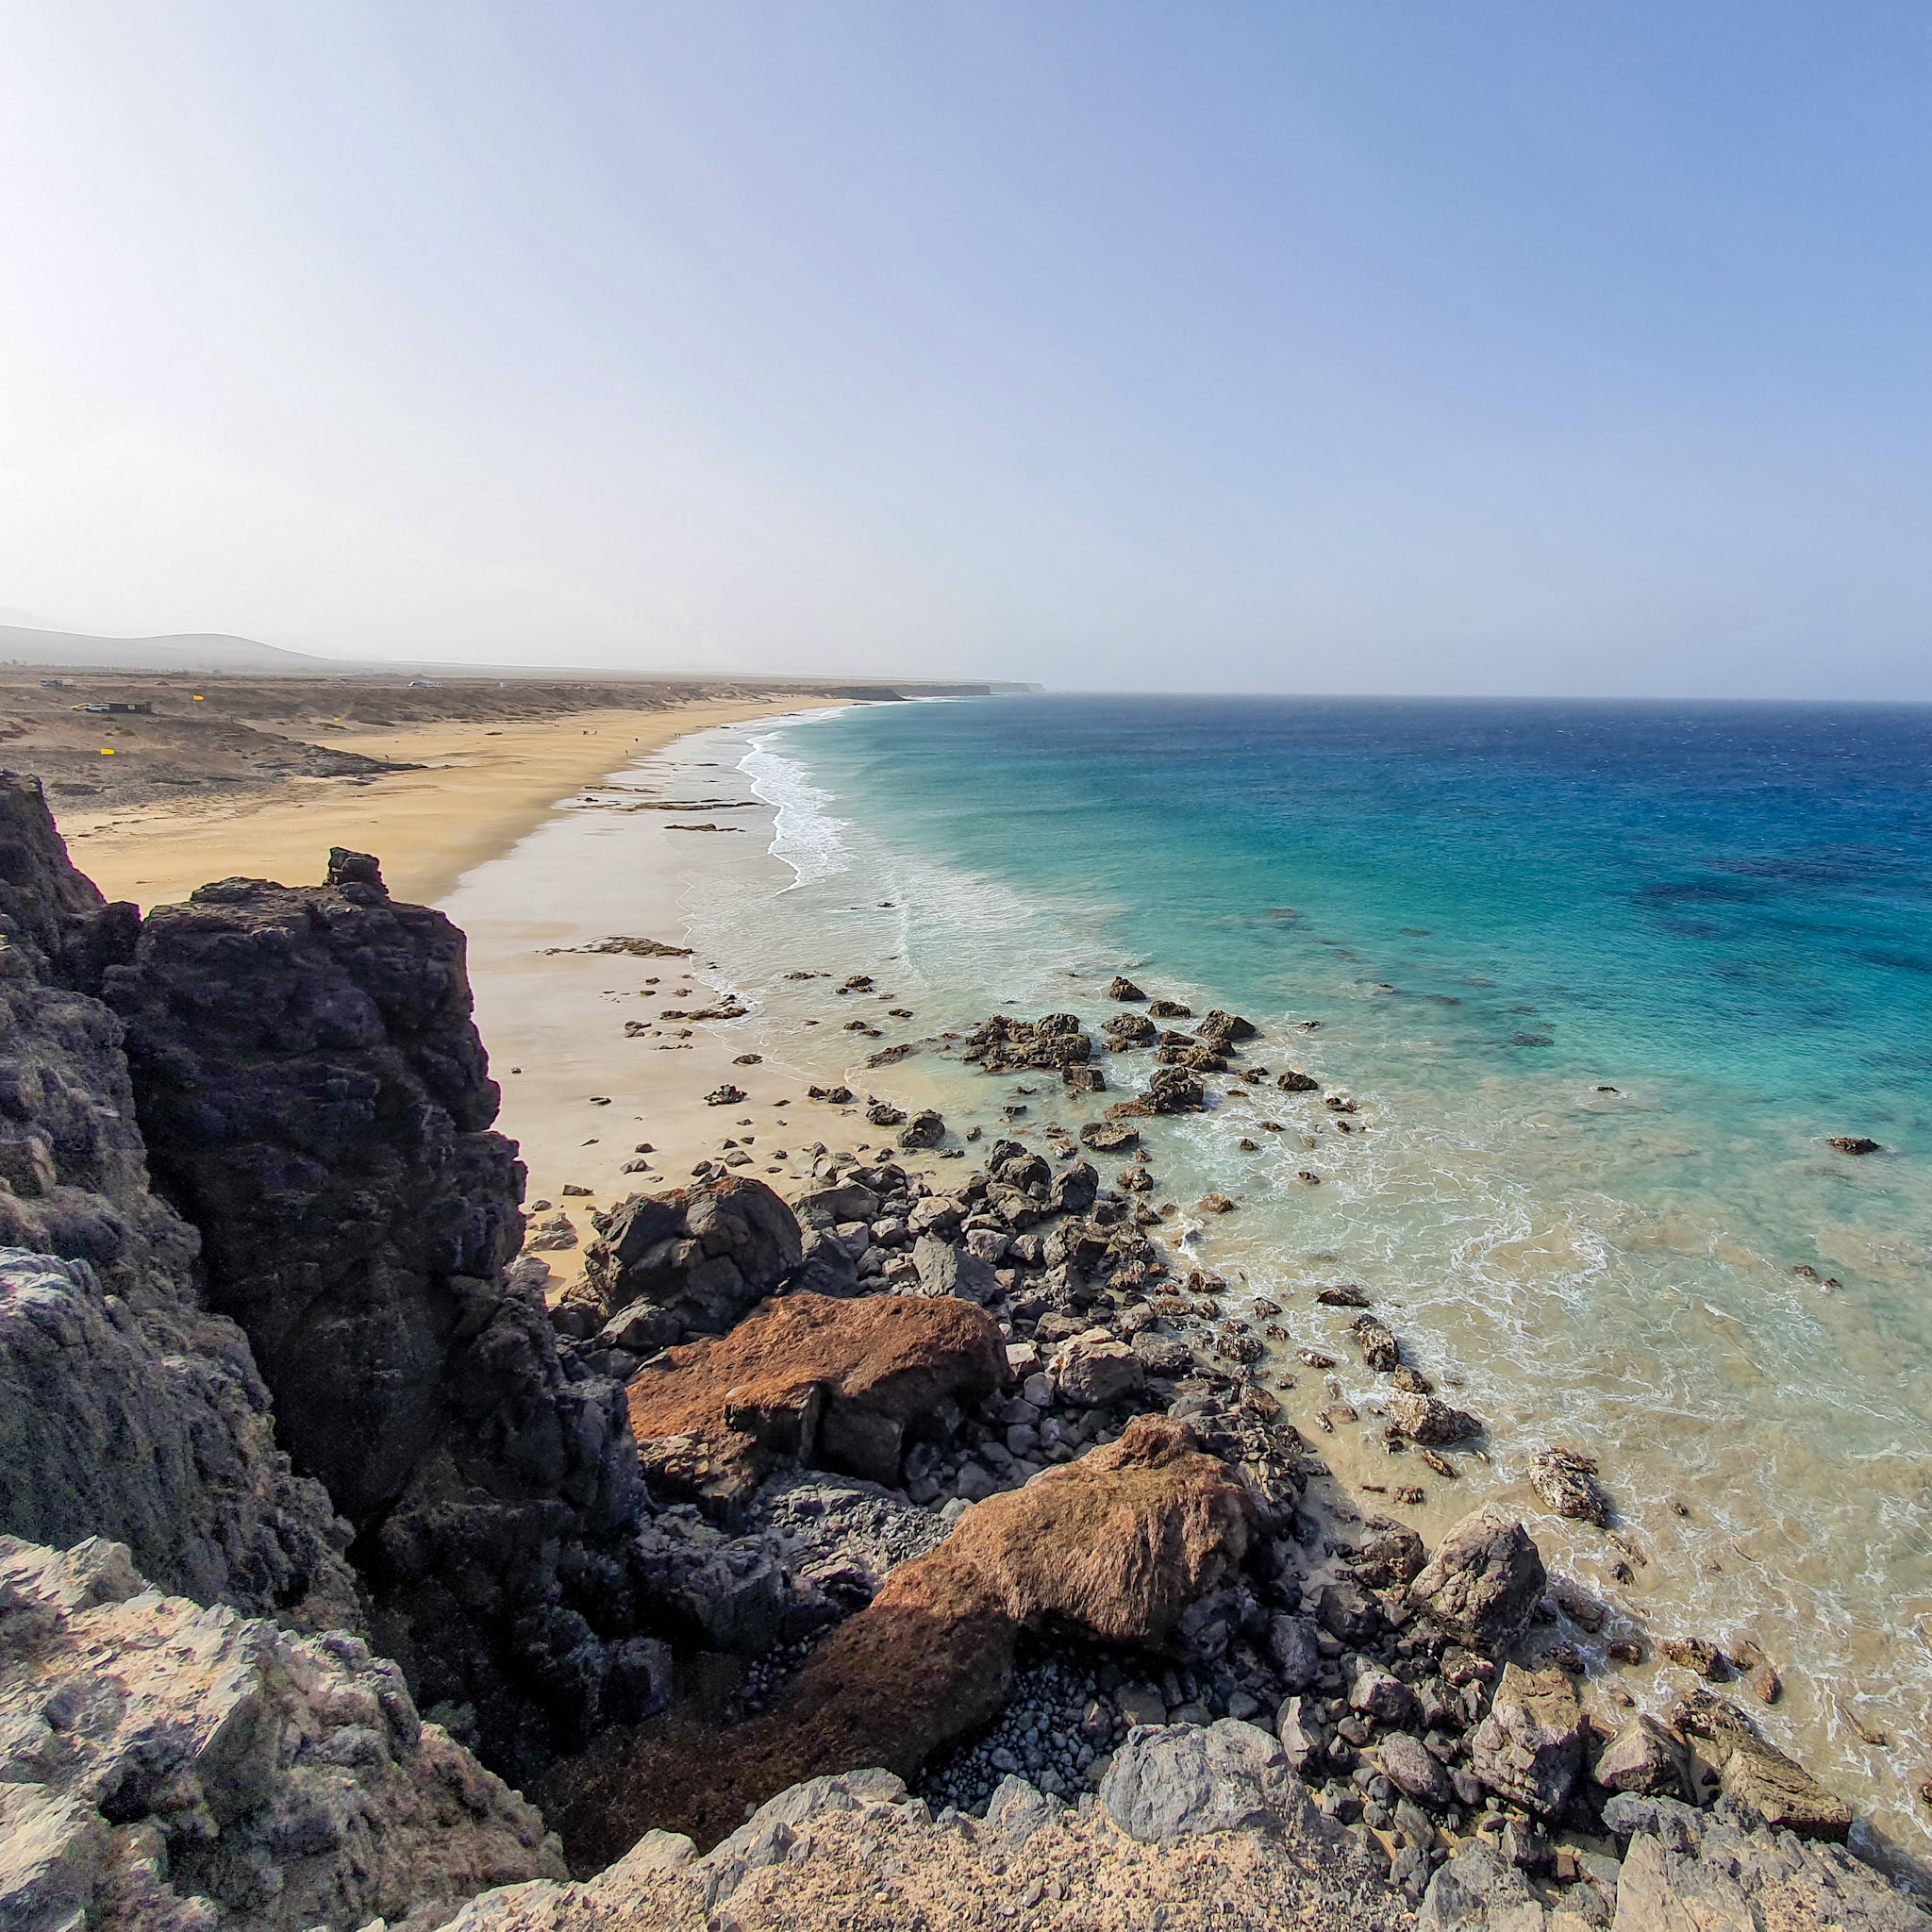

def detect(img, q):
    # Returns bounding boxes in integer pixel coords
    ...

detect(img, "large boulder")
[101,852,645,1781]
[1407,1505,1546,1655]
[1468,1663,1585,1817]
[1057,1330,1147,1407]
[625,1292,1008,1519]
[1099,1719,1324,1844]
[552,1415,1254,1860]
[1592,1713,1691,1799]
[0,1535,563,1932]
[584,1175,803,1343]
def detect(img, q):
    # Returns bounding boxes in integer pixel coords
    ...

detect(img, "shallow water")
[660,694,1932,1863]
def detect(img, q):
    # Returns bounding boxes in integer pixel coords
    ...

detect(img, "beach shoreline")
[49,697,816,911]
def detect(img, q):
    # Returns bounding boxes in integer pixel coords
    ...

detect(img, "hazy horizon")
[4,4,1930,699]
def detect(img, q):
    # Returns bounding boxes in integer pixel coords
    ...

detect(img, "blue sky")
[1,3,1928,694]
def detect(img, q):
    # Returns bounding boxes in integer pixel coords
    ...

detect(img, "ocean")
[670,692,1932,1861]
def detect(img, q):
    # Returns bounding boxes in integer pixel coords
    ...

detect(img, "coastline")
[49,698,810,911]
[40,693,1931,1872]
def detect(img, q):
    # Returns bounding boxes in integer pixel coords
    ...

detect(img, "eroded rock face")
[0,775,355,1625]
[625,1292,1009,1521]
[0,1250,356,1630]
[553,1415,1255,1861]
[100,854,645,1781]
[1406,1505,1546,1656]
[583,1175,803,1344]
[0,1535,563,1932]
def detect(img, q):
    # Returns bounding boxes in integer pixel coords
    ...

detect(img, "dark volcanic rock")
[0,775,356,1624]
[583,1174,804,1345]
[102,852,645,1780]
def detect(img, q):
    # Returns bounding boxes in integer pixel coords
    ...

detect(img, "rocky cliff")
[0,774,356,1625]
[98,848,652,1781]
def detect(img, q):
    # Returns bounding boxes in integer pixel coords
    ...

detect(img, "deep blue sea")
[679,693,1932,1855]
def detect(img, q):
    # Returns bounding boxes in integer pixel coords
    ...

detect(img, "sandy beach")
[52,699,809,911]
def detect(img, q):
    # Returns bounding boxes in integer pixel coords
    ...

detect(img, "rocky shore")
[1,767,1924,1931]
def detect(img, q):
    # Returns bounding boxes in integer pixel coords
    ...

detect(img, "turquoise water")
[684,694,1932,1857]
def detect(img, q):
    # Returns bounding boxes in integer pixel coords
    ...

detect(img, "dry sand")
[52,700,805,911]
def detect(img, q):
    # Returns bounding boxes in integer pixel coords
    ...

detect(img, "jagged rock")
[1108,977,1145,1002]
[1130,1329,1193,1377]
[1661,1636,1727,1679]
[102,856,644,1780]
[1348,1524,1427,1590]
[1602,1793,1920,1931]
[1350,1666,1419,1729]
[0,1249,357,1629]
[1102,1012,1158,1049]
[1407,1506,1547,1655]
[1351,1312,1399,1371]
[912,1233,997,1303]
[1056,1331,1147,1407]
[584,1174,803,1341]
[1316,1580,1382,1645]
[1469,1664,1585,1817]
[553,1415,1253,1858]
[1528,1446,1609,1526]
[1197,1009,1258,1043]
[0,1535,562,1932]
[1079,1120,1141,1153]
[961,1014,1091,1075]
[1417,1839,1539,1928]
[898,1109,946,1150]
[1276,1693,1325,1774]
[1099,1719,1325,1844]
[1592,1714,1691,1798]
[1275,1069,1319,1092]
[625,1292,1008,1519]
[1387,1389,1482,1444]
[1268,1613,1321,1691]
[0,778,355,1625]
[1672,1690,1853,1840]
[1144,1066,1206,1112]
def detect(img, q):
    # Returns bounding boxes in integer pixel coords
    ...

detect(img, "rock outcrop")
[0,775,355,1625]
[100,852,645,1781]
[550,1414,1256,1861]
[583,1175,804,1344]
[0,1535,562,1932]
[625,1291,1009,1521]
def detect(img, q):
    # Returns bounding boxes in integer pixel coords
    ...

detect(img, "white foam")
[741,712,855,889]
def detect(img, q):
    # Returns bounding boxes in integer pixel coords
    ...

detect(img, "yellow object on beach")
[98,747,115,755]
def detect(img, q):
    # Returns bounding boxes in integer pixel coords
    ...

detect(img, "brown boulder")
[554,1415,1254,1859]
[625,1292,1006,1519]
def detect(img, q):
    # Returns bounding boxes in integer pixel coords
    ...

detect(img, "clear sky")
[2,3,1929,695]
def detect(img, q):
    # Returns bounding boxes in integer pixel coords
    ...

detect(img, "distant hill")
[0,625,345,675]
